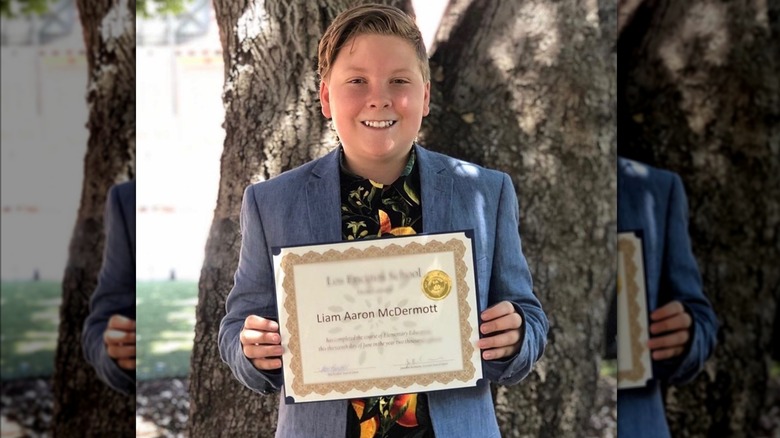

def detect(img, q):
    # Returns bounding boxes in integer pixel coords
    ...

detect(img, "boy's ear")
[423,81,431,117]
[320,81,332,118]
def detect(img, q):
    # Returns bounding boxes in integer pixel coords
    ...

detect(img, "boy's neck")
[342,148,412,185]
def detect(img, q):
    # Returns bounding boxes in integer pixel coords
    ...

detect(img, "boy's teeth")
[363,120,395,128]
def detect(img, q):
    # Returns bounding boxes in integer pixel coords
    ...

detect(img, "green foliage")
[600,359,617,377]
[136,0,188,18]
[0,0,53,17]
[0,0,189,18]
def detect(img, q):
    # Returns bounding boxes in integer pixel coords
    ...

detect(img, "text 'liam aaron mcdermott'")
[316,304,439,323]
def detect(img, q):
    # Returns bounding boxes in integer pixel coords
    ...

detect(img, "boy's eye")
[392,79,410,84]
[348,78,366,84]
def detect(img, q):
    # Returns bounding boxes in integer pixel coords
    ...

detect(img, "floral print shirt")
[340,148,434,438]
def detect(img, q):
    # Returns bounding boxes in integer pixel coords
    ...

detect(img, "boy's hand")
[240,315,283,370]
[104,314,136,370]
[477,301,524,360]
[647,300,692,360]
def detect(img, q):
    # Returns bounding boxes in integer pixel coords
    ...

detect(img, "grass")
[0,281,61,379]
[135,281,198,379]
[600,359,617,378]
[1,280,199,381]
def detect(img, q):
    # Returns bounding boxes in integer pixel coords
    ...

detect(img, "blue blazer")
[617,159,718,438]
[82,180,136,394]
[219,145,548,437]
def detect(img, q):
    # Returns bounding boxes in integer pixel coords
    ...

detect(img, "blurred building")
[1,0,224,281]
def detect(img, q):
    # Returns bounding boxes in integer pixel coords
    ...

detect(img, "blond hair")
[318,3,430,82]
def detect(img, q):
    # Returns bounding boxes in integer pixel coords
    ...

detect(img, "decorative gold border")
[280,238,476,397]
[617,237,648,383]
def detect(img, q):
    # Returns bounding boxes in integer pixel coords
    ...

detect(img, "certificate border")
[280,237,477,398]
[617,231,652,387]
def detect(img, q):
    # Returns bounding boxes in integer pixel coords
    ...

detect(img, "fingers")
[244,315,279,333]
[480,301,516,324]
[651,346,686,361]
[107,344,136,360]
[647,329,690,360]
[480,311,522,336]
[647,301,692,361]
[104,328,136,345]
[241,315,283,370]
[477,329,521,360]
[104,314,137,367]
[107,314,135,331]
[649,311,692,336]
[648,329,690,350]
[478,302,523,360]
[116,359,136,370]
[251,357,283,370]
[244,344,284,370]
[240,329,280,346]
[649,301,685,322]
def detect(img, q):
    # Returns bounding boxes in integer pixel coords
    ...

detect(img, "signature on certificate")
[399,355,451,370]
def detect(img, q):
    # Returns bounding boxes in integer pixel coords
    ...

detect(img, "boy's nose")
[367,86,391,108]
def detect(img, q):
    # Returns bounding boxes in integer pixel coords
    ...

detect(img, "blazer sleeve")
[654,174,718,384]
[82,183,136,395]
[481,173,549,385]
[218,185,284,395]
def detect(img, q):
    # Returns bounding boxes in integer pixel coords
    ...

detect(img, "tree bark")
[188,1,407,436]
[618,1,780,436]
[421,1,616,436]
[50,0,136,436]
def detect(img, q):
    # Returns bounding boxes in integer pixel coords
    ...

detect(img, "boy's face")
[320,33,430,167]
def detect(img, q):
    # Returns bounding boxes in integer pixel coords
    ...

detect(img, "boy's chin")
[344,139,414,155]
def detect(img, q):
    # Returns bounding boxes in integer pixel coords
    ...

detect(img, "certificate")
[617,231,652,389]
[272,231,483,403]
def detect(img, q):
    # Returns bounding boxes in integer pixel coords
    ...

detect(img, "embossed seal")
[422,270,452,300]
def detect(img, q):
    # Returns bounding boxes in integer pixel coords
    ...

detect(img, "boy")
[219,4,548,437]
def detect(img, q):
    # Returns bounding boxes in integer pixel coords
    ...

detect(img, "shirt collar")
[338,146,416,186]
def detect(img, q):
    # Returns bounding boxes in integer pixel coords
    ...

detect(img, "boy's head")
[317,4,431,178]
[318,4,430,83]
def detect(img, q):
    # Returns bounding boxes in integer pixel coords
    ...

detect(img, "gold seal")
[422,270,452,300]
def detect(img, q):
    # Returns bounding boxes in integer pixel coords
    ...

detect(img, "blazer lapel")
[417,146,454,233]
[305,149,342,243]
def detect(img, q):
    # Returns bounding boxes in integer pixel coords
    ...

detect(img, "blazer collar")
[304,145,455,241]
[306,148,342,243]
[415,145,454,233]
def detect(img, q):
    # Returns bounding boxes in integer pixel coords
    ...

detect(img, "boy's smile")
[320,33,430,182]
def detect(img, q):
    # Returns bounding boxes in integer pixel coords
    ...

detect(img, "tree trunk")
[50,0,135,436]
[618,1,780,436]
[420,1,616,436]
[187,1,407,436]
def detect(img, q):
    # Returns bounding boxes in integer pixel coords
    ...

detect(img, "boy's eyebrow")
[341,66,417,75]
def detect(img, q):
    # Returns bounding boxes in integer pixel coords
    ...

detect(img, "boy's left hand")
[477,301,524,360]
[647,300,692,360]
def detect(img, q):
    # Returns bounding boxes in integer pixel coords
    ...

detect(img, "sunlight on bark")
[488,3,560,138]
[236,0,270,43]
[752,0,769,30]
[100,0,132,44]
[658,1,729,135]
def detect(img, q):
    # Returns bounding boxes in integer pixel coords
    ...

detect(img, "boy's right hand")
[104,314,136,370]
[240,315,283,370]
